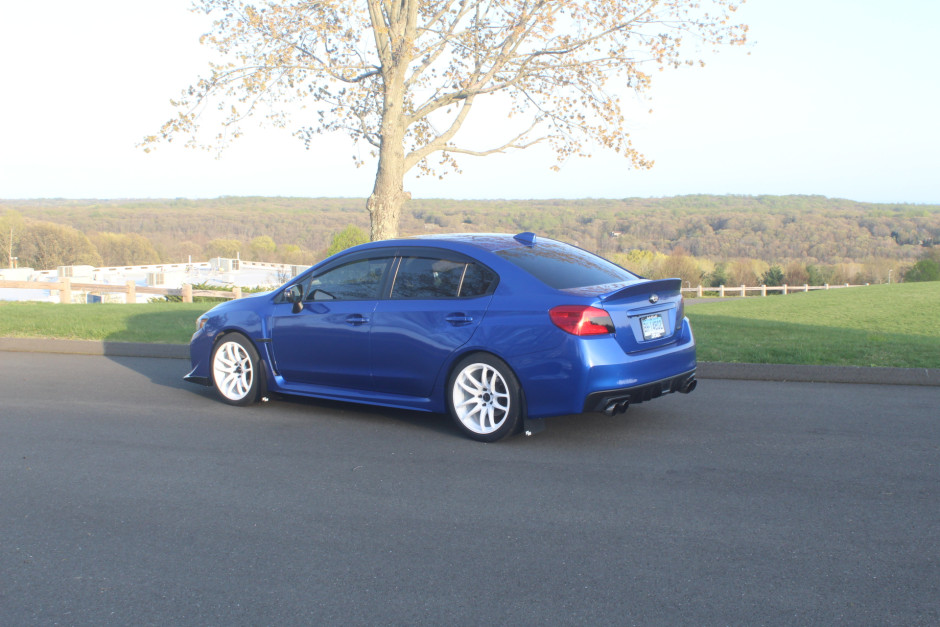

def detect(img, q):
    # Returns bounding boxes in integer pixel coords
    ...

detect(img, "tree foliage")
[89,232,161,266]
[0,211,25,267]
[16,222,102,269]
[4,196,938,286]
[326,225,369,257]
[706,262,728,287]
[205,238,244,258]
[904,258,940,282]
[144,0,747,240]
[761,265,784,287]
[657,247,703,285]
[249,235,278,260]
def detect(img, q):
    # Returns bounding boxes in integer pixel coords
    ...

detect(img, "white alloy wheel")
[211,335,261,405]
[448,354,522,441]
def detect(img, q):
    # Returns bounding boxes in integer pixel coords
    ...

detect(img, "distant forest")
[2,195,939,286]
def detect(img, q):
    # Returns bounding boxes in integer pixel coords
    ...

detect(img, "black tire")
[210,333,264,406]
[447,353,523,442]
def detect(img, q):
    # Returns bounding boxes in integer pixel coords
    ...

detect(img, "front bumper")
[183,370,210,387]
[183,326,212,387]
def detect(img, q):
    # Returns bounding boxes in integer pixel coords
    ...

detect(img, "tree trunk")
[367,73,411,241]
[365,0,417,241]
[367,190,410,241]
[366,153,410,241]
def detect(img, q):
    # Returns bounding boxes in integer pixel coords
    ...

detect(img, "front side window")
[304,257,392,301]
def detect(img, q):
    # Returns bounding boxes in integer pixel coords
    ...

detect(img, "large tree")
[1,210,26,268]
[17,222,103,270]
[89,232,162,266]
[144,0,747,240]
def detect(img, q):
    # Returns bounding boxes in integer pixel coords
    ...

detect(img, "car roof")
[402,232,539,253]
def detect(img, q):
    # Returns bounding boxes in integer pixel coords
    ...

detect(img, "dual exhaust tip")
[601,376,697,416]
[603,399,632,416]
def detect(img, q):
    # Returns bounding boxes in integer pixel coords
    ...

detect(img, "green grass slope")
[0,302,209,344]
[686,283,940,368]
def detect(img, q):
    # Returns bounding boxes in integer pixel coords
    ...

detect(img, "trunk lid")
[589,278,685,353]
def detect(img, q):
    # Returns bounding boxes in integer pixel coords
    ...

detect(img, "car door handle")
[345,314,370,326]
[446,313,473,326]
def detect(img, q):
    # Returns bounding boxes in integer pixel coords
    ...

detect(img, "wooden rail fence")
[0,279,243,303]
[681,283,863,298]
[1,279,865,304]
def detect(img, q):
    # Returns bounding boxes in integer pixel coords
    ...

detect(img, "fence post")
[761,284,767,297]
[740,284,746,297]
[825,284,830,290]
[783,284,788,295]
[182,283,193,303]
[233,286,242,299]
[719,285,725,298]
[59,279,71,304]
[697,285,703,298]
[803,284,809,293]
[126,281,136,304]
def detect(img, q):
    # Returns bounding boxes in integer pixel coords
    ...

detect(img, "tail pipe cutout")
[601,374,696,416]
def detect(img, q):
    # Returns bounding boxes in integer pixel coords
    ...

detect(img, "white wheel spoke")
[451,361,513,436]
[213,340,254,402]
[483,405,495,430]
[455,397,478,410]
[458,378,482,396]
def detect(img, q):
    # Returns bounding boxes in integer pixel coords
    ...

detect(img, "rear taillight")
[549,305,615,336]
[676,296,685,331]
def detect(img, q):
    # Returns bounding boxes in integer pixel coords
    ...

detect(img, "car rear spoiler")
[600,278,682,303]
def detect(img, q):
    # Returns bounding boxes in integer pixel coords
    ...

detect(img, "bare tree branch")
[145,0,749,238]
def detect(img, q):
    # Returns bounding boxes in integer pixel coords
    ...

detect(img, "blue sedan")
[184,233,696,441]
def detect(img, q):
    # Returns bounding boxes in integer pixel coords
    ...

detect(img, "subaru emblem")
[649,294,659,304]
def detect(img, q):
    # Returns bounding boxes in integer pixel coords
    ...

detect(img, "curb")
[696,361,939,387]
[1,337,938,387]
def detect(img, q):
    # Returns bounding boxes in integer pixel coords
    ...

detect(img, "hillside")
[2,195,938,285]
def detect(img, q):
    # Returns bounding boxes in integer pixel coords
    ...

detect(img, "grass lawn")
[0,301,211,344]
[1,282,938,368]
[686,282,940,368]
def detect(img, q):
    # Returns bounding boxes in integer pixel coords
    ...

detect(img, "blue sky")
[1,0,937,204]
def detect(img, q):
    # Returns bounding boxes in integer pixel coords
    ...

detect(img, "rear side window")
[496,240,637,290]
[460,262,497,297]
[391,256,497,299]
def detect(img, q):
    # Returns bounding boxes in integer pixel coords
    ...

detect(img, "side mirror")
[285,284,304,313]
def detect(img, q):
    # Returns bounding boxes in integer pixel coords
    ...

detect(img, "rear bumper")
[584,369,697,415]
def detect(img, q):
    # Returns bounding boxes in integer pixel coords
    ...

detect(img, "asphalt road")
[1,352,938,626]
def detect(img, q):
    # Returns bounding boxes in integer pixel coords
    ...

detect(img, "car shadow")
[100,309,670,443]
[98,308,467,437]
[100,308,199,391]
[265,392,459,437]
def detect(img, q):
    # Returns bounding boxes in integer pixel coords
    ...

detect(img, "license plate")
[640,314,666,340]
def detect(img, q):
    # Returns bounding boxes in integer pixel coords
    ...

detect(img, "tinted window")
[305,257,391,301]
[460,262,497,297]
[391,256,497,299]
[496,240,637,289]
